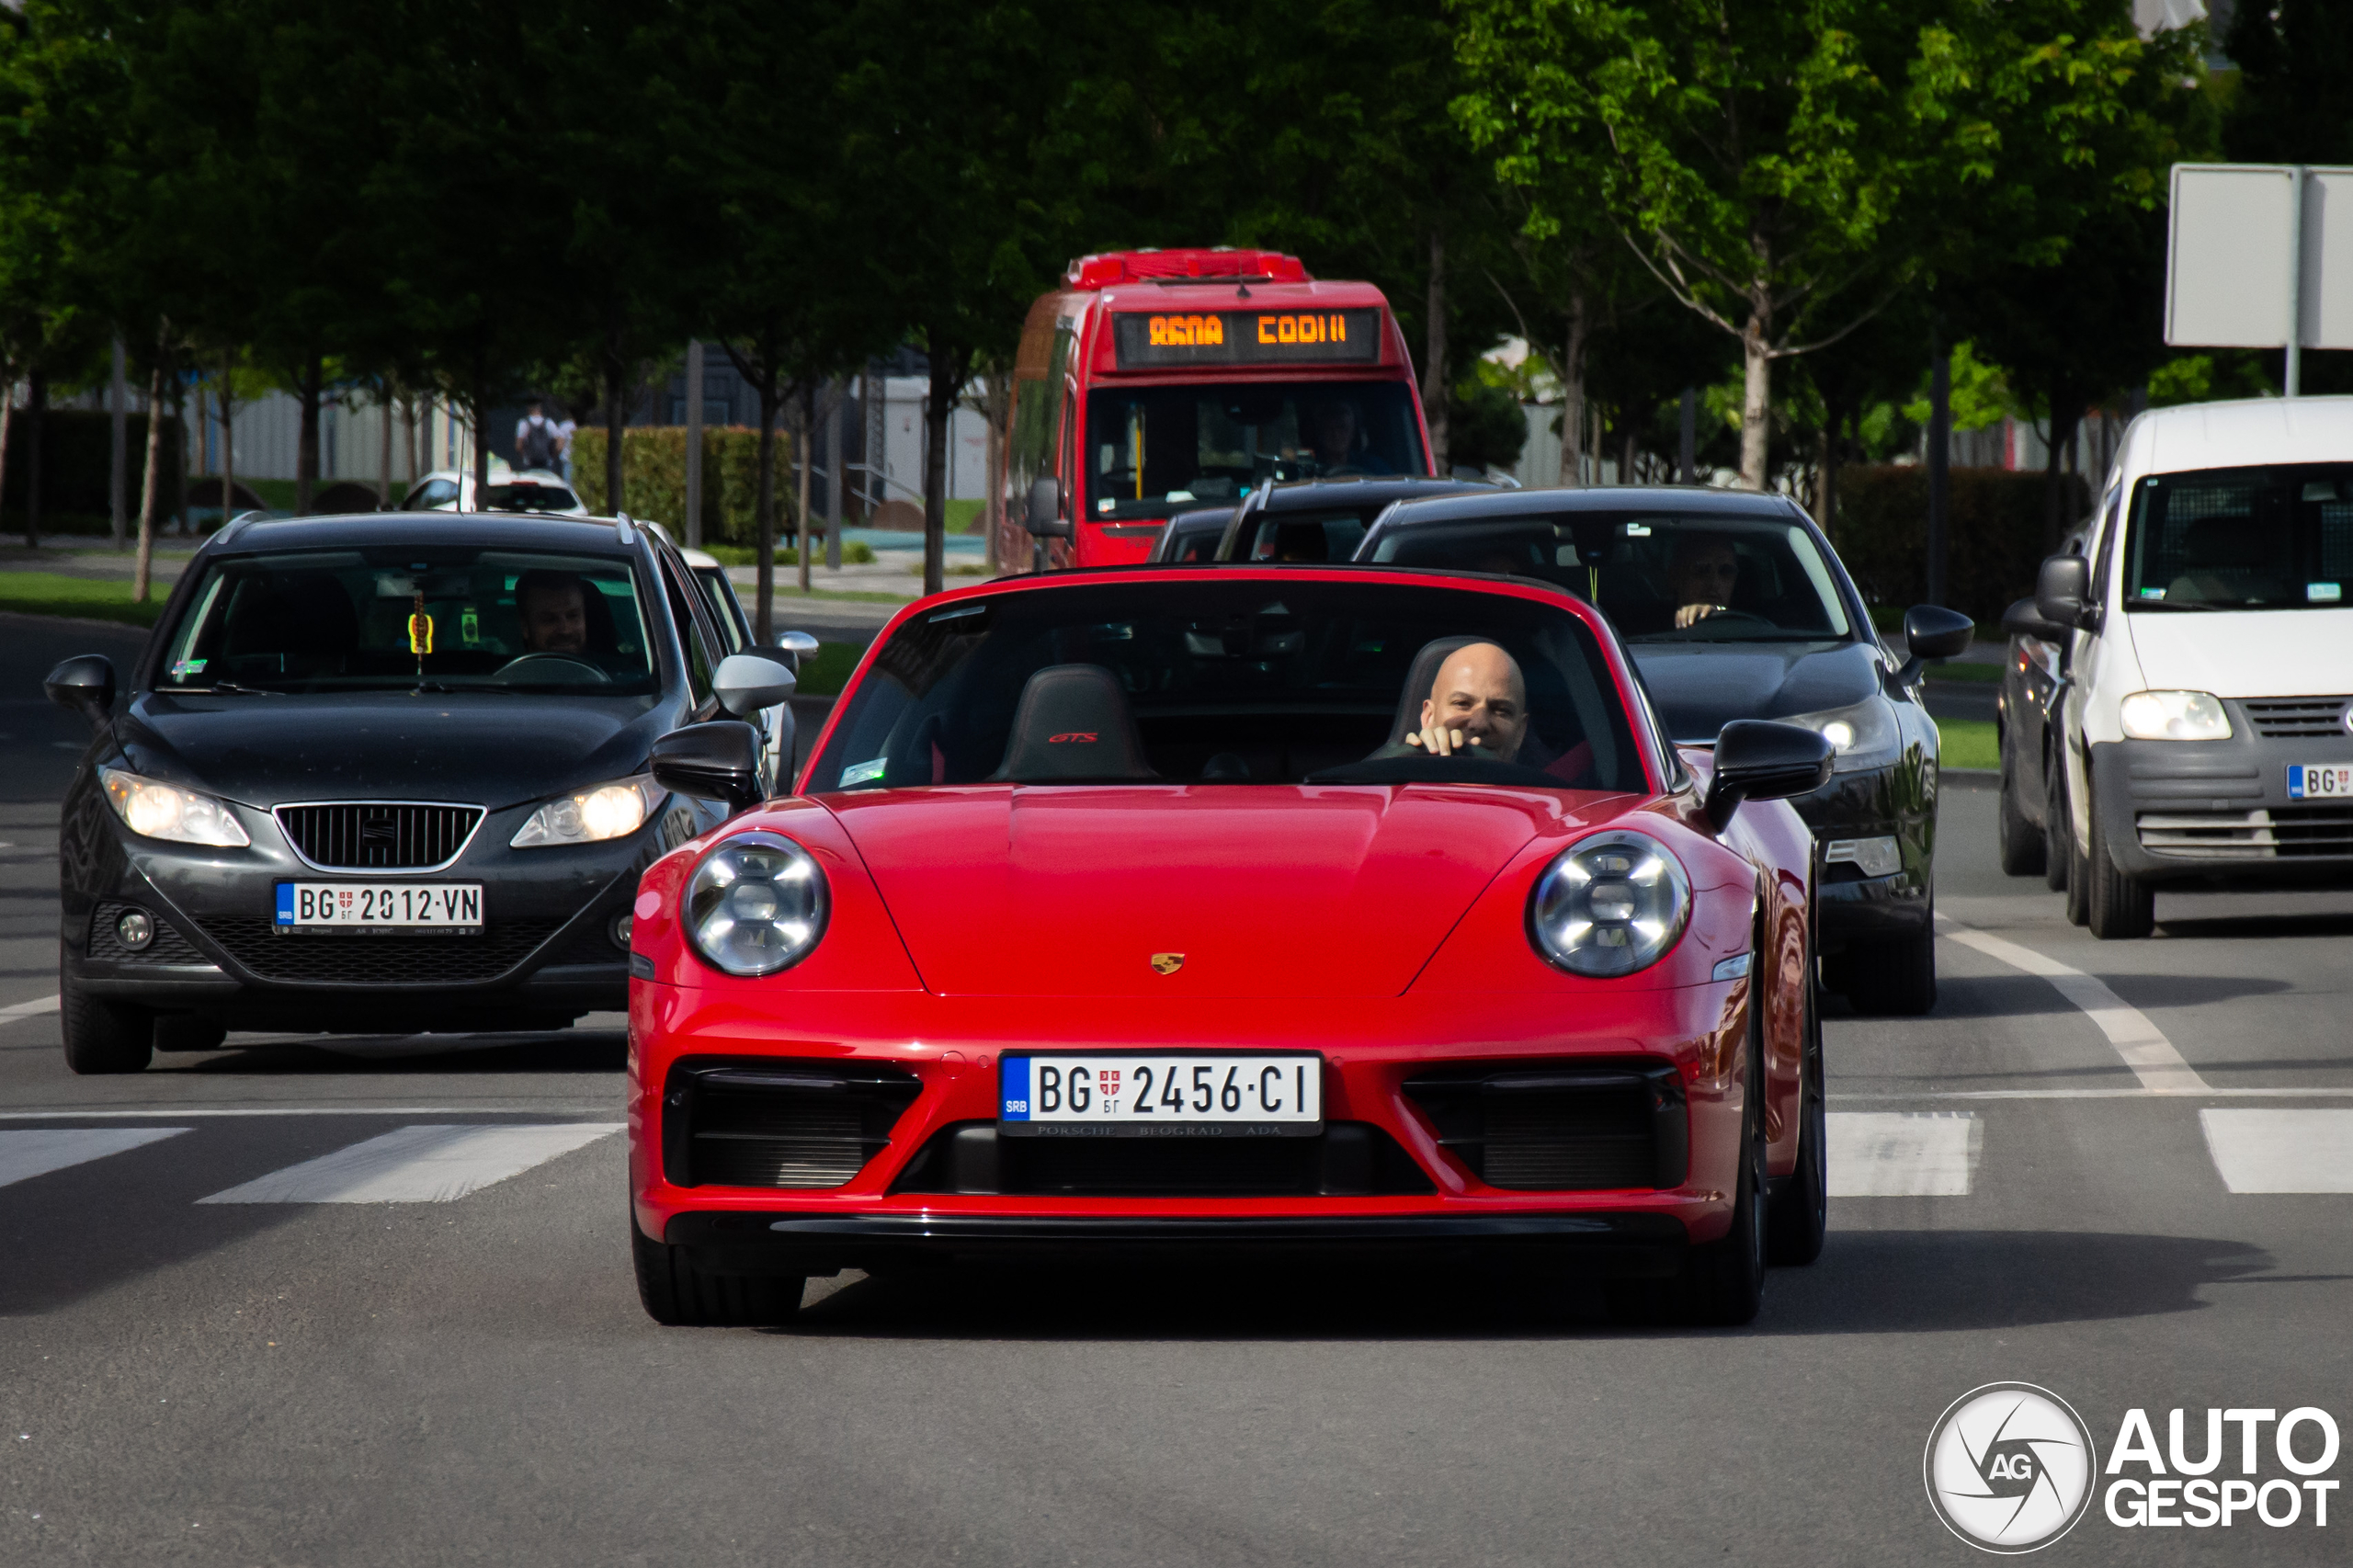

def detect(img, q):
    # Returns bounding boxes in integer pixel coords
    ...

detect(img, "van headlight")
[1779,696,1900,773]
[2119,690,2232,742]
[97,766,250,847]
[685,832,829,976]
[1527,830,1691,978]
[510,775,661,847]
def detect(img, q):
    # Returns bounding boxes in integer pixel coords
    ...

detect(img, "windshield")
[157,547,659,694]
[804,579,1644,793]
[2123,464,2353,610]
[1363,510,1854,643]
[1084,381,1427,521]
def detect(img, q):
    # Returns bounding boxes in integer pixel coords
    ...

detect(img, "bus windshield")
[1085,381,1427,520]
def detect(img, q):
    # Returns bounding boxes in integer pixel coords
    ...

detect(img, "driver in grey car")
[516,570,588,654]
[1669,533,1741,629]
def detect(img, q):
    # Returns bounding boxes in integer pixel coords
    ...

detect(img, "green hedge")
[570,426,798,547]
[1,409,187,531]
[1830,465,2088,626]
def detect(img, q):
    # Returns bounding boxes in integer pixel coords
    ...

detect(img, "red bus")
[998,247,1433,570]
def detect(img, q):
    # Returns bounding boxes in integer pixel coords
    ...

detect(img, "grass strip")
[1925,661,2004,684]
[1936,717,1999,771]
[0,571,168,628]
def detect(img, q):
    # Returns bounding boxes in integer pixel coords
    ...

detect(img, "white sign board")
[2167,163,2353,351]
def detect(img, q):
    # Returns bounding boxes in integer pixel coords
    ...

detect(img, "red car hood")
[824,784,1603,997]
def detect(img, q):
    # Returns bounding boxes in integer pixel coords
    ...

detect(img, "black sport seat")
[990,664,1159,782]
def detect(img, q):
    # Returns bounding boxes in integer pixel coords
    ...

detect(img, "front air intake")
[662,1061,922,1189]
[1403,1062,1687,1191]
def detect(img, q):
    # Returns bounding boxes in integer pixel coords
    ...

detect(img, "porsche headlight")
[1527,830,1691,978]
[2119,689,2232,742]
[509,775,662,847]
[686,832,829,976]
[1780,696,1900,773]
[97,766,250,847]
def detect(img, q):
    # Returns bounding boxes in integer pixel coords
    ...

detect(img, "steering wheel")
[495,652,611,685]
[1664,608,1776,637]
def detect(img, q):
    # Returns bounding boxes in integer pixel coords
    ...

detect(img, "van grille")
[275,802,483,870]
[2138,805,2353,859]
[2243,698,2352,739]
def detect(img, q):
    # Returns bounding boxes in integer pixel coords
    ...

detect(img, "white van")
[2034,396,2353,937]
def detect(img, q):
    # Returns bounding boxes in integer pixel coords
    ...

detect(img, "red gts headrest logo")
[1047,732,1098,744]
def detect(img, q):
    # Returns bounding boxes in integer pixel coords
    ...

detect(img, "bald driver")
[1403,641,1529,762]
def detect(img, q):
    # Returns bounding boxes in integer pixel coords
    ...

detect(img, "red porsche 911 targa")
[625,568,1835,1326]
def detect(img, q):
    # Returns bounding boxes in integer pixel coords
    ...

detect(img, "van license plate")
[2287,764,2353,801]
[275,882,483,932]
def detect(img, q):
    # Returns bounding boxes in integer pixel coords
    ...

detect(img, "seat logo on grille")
[1150,952,1185,975]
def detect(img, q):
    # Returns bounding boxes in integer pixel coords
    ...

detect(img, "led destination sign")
[1112,308,1381,368]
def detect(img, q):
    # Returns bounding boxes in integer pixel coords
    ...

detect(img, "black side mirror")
[1702,720,1835,832]
[2000,596,2070,643]
[650,721,766,814]
[45,654,116,732]
[1024,476,1071,540]
[1904,604,1974,661]
[2034,554,2097,632]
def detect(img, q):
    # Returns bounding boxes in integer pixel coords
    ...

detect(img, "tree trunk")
[1422,230,1449,473]
[1817,392,1844,535]
[603,358,625,515]
[755,376,779,644]
[796,381,813,594]
[2043,387,2080,551]
[471,353,491,508]
[1557,292,1588,490]
[26,369,46,547]
[377,388,392,506]
[0,363,16,548]
[109,336,127,550]
[1737,311,1772,492]
[1926,325,1952,608]
[296,353,323,514]
[825,378,845,571]
[220,358,237,528]
[981,371,1007,575]
[134,350,167,601]
[923,347,968,597]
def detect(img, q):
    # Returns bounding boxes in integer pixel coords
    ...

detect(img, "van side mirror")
[1025,477,1071,539]
[2034,554,2097,632]
[1702,720,1835,833]
[2000,596,2070,644]
[45,654,116,732]
[713,652,796,718]
[651,721,766,814]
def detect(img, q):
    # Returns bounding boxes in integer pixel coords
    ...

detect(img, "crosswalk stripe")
[197,1123,621,1205]
[0,1127,189,1188]
[1827,1111,1980,1196]
[2200,1109,2353,1193]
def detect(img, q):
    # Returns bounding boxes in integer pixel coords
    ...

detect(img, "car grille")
[275,802,483,870]
[663,1062,923,1189]
[194,916,565,984]
[891,1121,1434,1198]
[88,902,209,966]
[2243,697,2353,739]
[2137,804,2353,859]
[1403,1062,1687,1191]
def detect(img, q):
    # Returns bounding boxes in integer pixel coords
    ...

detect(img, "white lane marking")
[1935,916,2211,1096]
[1828,1111,1980,1196]
[0,1127,189,1188]
[1836,1087,2353,1102]
[0,1106,617,1120]
[199,1123,620,1204]
[0,994,62,1026]
[2200,1109,2353,1193]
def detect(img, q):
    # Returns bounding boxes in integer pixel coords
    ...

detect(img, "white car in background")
[678,543,816,792]
[401,467,587,516]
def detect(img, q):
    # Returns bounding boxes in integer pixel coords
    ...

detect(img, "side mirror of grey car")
[2034,554,2097,632]
[1904,605,1974,661]
[45,654,115,732]
[650,721,767,814]
[1025,476,1071,540]
[713,653,797,719]
[1702,720,1836,833]
[2000,597,2071,644]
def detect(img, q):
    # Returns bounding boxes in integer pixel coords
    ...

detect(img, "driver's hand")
[1674,603,1724,630]
[1405,724,1484,756]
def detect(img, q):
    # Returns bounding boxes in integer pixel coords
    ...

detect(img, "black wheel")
[2042,743,2070,893]
[1833,920,1937,1016]
[631,1217,803,1326]
[2057,763,2092,926]
[2085,793,2155,939]
[1767,975,1827,1267]
[61,973,153,1074]
[1996,741,2046,877]
[1608,996,1768,1326]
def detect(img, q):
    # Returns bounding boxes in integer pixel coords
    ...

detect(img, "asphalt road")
[5,610,2352,1565]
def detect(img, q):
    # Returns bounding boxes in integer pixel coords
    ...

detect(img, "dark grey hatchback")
[1356,486,1972,1014]
[45,511,800,1073]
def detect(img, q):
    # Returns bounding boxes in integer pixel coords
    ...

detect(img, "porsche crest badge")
[1150,952,1185,975]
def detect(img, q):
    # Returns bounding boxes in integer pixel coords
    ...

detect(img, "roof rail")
[614,510,637,546]
[214,513,259,546]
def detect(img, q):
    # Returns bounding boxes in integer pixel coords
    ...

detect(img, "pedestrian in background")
[516,399,562,474]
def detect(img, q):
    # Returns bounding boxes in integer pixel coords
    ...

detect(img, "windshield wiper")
[192,680,278,695]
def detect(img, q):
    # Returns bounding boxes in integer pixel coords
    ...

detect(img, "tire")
[1834,920,1937,1017]
[1996,743,2047,877]
[1767,976,1827,1267]
[61,974,153,1075]
[2085,793,2155,939]
[2058,764,2092,926]
[631,1217,803,1327]
[1608,998,1768,1326]
[2042,744,2070,893]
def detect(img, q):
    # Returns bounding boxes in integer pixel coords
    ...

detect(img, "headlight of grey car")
[1526,830,1691,978]
[1779,695,1901,773]
[509,775,662,847]
[97,766,251,847]
[686,832,829,976]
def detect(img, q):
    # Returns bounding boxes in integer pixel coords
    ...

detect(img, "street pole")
[109,337,127,550]
[824,378,843,571]
[683,339,704,545]
[1927,323,1951,610]
[2285,166,2305,398]
[1677,387,1697,483]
